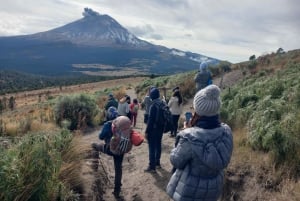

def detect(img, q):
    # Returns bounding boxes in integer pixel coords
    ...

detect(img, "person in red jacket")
[130,98,139,127]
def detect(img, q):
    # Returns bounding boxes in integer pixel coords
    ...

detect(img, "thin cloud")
[0,0,299,63]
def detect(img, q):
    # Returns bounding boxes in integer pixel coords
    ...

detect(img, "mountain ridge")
[0,8,219,76]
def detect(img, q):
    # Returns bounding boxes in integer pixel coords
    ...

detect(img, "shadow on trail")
[150,167,172,192]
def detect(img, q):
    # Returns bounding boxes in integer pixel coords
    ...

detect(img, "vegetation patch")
[221,63,300,174]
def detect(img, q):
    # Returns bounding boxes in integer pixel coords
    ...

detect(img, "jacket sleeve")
[99,122,111,140]
[170,137,192,169]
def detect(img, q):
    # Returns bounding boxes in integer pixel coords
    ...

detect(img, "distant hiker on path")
[144,87,164,173]
[129,98,139,127]
[142,87,153,124]
[168,89,183,137]
[117,95,130,116]
[166,85,233,201]
[194,62,212,92]
[104,93,118,121]
[125,95,132,120]
[91,106,124,198]
[105,93,118,111]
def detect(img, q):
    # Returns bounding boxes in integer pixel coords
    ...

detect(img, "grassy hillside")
[222,63,300,172]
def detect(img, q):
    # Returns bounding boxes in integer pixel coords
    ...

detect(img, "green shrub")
[269,80,284,99]
[247,60,257,70]
[0,130,78,201]
[54,94,99,130]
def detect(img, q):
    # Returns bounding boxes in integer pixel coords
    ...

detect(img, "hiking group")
[92,61,233,201]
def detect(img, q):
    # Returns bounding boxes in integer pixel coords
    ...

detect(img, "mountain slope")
[0,8,219,76]
[31,8,152,48]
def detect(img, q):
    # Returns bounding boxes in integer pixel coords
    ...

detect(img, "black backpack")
[154,101,174,133]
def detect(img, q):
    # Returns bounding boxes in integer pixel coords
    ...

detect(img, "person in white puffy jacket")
[166,85,233,201]
[168,89,183,137]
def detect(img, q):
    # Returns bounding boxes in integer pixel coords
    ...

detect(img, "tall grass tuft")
[0,129,80,201]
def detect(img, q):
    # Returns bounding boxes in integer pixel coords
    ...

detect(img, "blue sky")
[0,0,299,63]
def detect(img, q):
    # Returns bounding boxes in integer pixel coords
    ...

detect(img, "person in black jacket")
[144,87,164,173]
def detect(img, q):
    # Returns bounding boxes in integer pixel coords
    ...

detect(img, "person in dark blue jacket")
[144,87,165,173]
[91,106,123,198]
[167,85,233,201]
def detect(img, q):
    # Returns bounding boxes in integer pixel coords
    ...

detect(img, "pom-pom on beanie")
[150,87,160,100]
[193,84,221,116]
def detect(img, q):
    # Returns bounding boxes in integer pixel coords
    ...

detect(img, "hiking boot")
[112,190,121,198]
[91,143,101,151]
[144,167,156,173]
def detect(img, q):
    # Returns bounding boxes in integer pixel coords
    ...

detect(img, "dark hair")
[173,91,183,105]
[125,95,131,103]
[133,98,138,104]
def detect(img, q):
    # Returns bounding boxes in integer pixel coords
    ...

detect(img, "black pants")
[171,115,180,136]
[100,144,124,192]
[112,154,124,192]
[147,129,164,169]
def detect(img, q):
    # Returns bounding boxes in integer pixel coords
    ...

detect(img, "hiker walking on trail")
[104,93,118,121]
[117,95,130,116]
[91,107,127,198]
[194,61,212,92]
[142,87,153,124]
[104,93,118,111]
[144,87,164,172]
[129,98,139,127]
[166,85,233,201]
[125,95,132,120]
[168,89,183,137]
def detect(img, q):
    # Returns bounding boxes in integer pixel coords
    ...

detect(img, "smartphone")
[185,112,192,122]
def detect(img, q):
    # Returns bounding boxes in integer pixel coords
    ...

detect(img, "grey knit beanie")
[199,62,208,71]
[193,84,221,116]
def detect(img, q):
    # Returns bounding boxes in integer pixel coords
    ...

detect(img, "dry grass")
[59,134,90,194]
[230,128,271,167]
[0,77,145,108]
[0,77,143,137]
[224,126,300,201]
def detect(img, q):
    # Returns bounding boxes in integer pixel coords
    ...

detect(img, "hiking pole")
[98,157,112,186]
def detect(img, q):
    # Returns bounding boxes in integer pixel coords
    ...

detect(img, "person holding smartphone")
[167,85,233,201]
[168,89,183,137]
